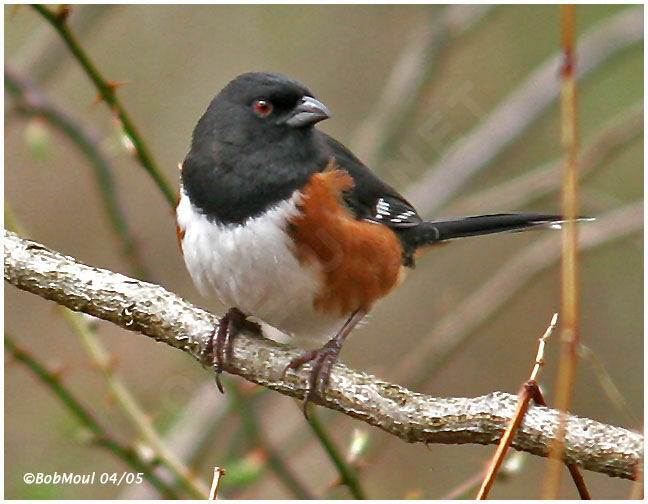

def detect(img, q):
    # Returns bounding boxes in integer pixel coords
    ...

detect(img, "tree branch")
[5,64,153,281]
[4,229,642,480]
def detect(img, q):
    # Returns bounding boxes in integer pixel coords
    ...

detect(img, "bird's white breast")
[176,188,344,341]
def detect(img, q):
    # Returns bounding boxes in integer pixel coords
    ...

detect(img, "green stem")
[307,410,366,499]
[4,335,178,498]
[228,385,315,499]
[31,4,176,207]
[5,65,153,280]
[60,308,209,499]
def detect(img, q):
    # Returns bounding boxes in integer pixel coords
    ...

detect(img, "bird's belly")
[176,189,345,341]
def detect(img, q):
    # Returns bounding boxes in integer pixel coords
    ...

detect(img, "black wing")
[319,133,422,228]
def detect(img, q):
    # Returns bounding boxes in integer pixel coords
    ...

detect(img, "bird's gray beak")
[282,96,331,128]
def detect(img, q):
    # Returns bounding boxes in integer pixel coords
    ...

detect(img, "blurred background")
[4,4,643,499]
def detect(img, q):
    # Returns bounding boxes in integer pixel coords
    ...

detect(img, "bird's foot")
[282,339,341,418]
[281,309,366,418]
[202,307,262,393]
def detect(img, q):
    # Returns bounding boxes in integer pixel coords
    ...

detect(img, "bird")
[176,71,575,415]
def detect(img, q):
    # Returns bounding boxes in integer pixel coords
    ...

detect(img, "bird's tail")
[399,213,592,262]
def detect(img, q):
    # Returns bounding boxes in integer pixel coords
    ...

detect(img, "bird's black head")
[182,72,333,225]
[192,72,331,150]
[222,72,330,127]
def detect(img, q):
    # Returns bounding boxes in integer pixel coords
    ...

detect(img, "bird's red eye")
[253,99,273,116]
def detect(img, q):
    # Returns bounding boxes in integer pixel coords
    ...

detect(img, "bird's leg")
[202,307,262,393]
[282,309,366,417]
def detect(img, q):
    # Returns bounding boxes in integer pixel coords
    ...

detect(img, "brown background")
[5,4,643,499]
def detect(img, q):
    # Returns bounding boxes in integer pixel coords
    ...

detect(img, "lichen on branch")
[4,229,642,480]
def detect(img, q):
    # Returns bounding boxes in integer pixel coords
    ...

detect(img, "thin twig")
[119,375,293,499]
[59,308,209,499]
[307,410,366,499]
[4,334,179,498]
[578,344,641,428]
[476,314,557,499]
[31,4,176,207]
[441,453,525,500]
[404,6,642,215]
[14,5,115,83]
[3,229,642,480]
[228,384,316,499]
[119,381,228,499]
[543,6,581,498]
[443,469,488,500]
[628,463,644,499]
[530,314,557,381]
[5,65,153,280]
[476,314,591,499]
[209,467,226,500]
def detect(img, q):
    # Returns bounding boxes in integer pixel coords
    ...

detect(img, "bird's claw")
[203,307,262,394]
[282,343,340,418]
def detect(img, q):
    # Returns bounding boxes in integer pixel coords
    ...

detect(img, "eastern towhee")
[176,72,570,414]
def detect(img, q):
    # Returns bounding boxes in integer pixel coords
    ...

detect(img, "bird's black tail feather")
[399,213,589,265]
[425,213,567,241]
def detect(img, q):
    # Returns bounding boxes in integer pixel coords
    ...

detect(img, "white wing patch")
[389,210,417,224]
[373,197,419,225]
[374,197,391,220]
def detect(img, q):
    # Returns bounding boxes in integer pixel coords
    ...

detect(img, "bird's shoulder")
[317,132,422,228]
